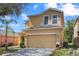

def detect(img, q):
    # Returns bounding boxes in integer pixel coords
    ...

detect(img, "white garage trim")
[27,33,59,35]
[24,37,27,47]
[25,32,61,48]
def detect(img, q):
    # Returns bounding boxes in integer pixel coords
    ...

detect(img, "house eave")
[26,27,63,31]
[74,17,79,27]
[27,8,63,17]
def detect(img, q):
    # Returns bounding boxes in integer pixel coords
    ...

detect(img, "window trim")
[43,15,49,26]
[51,14,58,25]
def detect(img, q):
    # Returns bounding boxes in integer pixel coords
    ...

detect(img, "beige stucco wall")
[26,9,64,28]
[74,20,79,38]
[25,28,64,48]
[73,18,79,47]
[26,28,63,41]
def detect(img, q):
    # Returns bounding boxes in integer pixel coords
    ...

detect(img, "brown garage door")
[27,34,57,48]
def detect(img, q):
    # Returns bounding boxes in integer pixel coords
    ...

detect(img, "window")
[44,16,48,25]
[52,15,58,24]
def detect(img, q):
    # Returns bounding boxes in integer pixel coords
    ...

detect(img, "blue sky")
[1,3,79,33]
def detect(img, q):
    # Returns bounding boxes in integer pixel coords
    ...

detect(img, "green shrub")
[20,36,25,48]
[20,42,25,48]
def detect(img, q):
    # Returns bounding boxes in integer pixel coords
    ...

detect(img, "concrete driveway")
[2,48,55,56]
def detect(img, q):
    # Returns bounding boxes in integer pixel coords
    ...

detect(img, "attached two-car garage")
[27,34,57,48]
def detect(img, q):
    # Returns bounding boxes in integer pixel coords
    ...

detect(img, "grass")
[50,43,74,56]
[50,48,69,56]
[67,43,74,48]
[0,47,5,55]
[0,47,19,55]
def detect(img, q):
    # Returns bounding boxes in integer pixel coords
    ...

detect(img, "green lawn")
[50,48,69,56]
[0,47,5,55]
[50,43,74,56]
[67,43,74,48]
[0,47,19,55]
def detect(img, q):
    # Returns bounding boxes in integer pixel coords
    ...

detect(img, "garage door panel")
[27,34,56,48]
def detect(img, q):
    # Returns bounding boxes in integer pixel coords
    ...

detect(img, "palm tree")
[0,3,20,51]
[0,3,29,51]
[0,19,17,51]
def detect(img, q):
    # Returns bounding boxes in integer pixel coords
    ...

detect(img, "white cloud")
[33,5,38,9]
[21,13,29,21]
[0,27,5,30]
[61,3,79,16]
[4,15,11,20]
[44,3,57,9]
[10,24,20,27]
[0,0,79,3]
[44,3,79,16]
[52,0,79,3]
[0,15,11,20]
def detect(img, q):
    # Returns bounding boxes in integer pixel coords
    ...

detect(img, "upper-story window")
[44,16,48,25]
[52,15,58,24]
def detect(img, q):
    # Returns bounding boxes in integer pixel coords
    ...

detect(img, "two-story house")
[73,17,79,47]
[23,8,64,48]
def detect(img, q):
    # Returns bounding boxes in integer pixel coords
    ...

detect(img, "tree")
[64,20,74,43]
[0,3,20,51]
[0,19,17,51]
[0,3,29,51]
[0,3,29,16]
[0,3,21,16]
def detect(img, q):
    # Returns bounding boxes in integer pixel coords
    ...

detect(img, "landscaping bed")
[50,43,79,56]
[0,47,19,55]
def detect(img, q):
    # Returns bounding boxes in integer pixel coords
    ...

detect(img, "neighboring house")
[22,8,64,48]
[0,30,20,47]
[74,17,79,38]
[73,17,79,47]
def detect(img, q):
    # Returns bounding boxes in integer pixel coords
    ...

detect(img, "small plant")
[20,42,25,48]
[20,36,25,48]
[63,42,68,48]
[77,31,79,36]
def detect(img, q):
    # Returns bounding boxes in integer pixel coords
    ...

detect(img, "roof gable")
[74,17,79,26]
[27,8,63,17]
